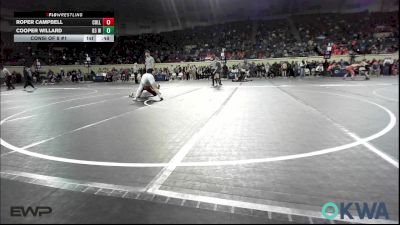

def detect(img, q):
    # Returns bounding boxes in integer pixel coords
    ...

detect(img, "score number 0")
[103,18,114,26]
[102,18,114,34]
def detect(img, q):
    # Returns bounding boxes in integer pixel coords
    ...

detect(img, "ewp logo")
[322,202,389,220]
[10,206,52,217]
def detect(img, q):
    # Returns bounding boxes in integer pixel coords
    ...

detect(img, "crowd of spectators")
[2,58,397,88]
[242,58,398,78]
[293,12,398,56]
[1,11,398,66]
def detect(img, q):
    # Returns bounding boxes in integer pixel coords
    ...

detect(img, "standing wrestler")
[343,61,370,80]
[358,60,371,80]
[210,57,222,86]
[23,66,36,91]
[343,63,356,80]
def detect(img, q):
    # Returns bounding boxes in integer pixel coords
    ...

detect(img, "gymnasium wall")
[5,53,399,75]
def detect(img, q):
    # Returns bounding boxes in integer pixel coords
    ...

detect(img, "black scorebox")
[13,11,115,42]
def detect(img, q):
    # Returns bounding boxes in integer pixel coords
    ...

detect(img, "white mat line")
[1,88,203,159]
[6,115,36,122]
[372,89,398,102]
[348,133,399,168]
[146,87,239,192]
[0,170,144,192]
[278,89,398,169]
[2,93,126,123]
[0,150,16,157]
[1,89,99,103]
[152,189,398,224]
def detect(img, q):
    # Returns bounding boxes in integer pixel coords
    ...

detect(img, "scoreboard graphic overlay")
[14,11,114,42]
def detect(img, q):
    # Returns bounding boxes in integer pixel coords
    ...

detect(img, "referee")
[145,50,155,74]
[133,62,139,84]
[1,64,15,90]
